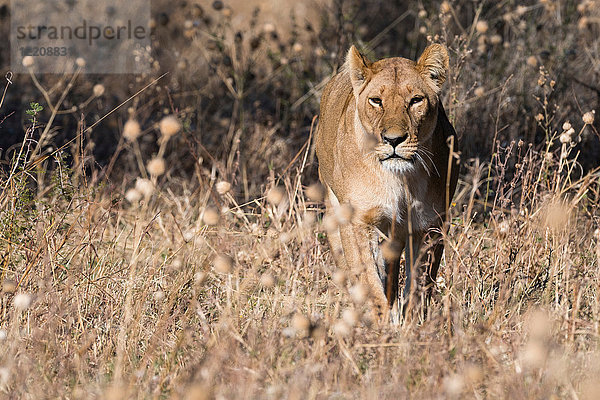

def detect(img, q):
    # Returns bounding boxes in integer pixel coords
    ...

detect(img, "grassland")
[1,0,600,399]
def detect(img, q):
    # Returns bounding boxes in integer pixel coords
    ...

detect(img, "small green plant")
[25,102,43,123]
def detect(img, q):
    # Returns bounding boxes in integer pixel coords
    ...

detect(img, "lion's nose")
[382,134,408,148]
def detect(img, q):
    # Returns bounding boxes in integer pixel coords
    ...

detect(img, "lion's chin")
[380,157,416,174]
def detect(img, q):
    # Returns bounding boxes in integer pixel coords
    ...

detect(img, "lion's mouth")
[381,153,413,162]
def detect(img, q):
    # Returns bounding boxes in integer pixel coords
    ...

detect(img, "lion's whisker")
[417,147,440,177]
[415,153,431,177]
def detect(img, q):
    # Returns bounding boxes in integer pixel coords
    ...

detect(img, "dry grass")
[1,108,600,398]
[1,0,600,399]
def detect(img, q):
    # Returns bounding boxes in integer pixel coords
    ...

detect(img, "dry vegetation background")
[1,0,600,398]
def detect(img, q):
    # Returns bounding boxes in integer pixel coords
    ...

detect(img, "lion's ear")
[346,45,372,96]
[416,44,449,93]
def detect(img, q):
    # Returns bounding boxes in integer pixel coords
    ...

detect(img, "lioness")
[315,44,459,322]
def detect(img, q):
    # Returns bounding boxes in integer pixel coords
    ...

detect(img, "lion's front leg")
[339,223,389,319]
[381,235,405,324]
[324,209,348,271]
[401,230,424,319]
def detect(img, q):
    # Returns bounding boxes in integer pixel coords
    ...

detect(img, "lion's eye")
[409,96,424,107]
[368,97,382,107]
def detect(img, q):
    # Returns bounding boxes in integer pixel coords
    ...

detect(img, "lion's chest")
[351,175,437,233]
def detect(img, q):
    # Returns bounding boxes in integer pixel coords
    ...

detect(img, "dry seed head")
[172,258,183,270]
[527,56,538,67]
[202,207,220,226]
[498,220,510,236]
[474,87,485,97]
[544,201,570,230]
[332,269,346,285]
[125,188,142,203]
[0,368,9,390]
[475,20,489,33]
[341,308,358,327]
[153,290,165,301]
[322,214,338,232]
[135,178,154,198]
[335,203,354,225]
[184,230,198,243]
[521,341,546,369]
[440,1,451,14]
[516,5,527,16]
[177,60,187,70]
[310,324,326,340]
[443,374,464,396]
[292,43,303,53]
[213,254,233,273]
[559,132,571,144]
[381,240,401,261]
[305,183,324,202]
[291,313,310,332]
[93,84,105,97]
[464,365,483,384]
[333,320,351,337]
[303,211,316,228]
[194,271,207,285]
[22,56,34,67]
[259,273,275,288]
[267,186,285,205]
[527,309,551,340]
[263,23,275,33]
[281,327,296,337]
[1,279,16,294]
[490,34,502,45]
[123,119,142,141]
[222,7,232,17]
[279,231,293,243]
[76,57,86,67]
[418,9,427,18]
[535,113,544,122]
[147,157,166,177]
[562,121,572,131]
[583,110,595,125]
[349,283,366,304]
[215,181,231,195]
[0,329,6,340]
[13,292,32,310]
[159,115,182,138]
[183,384,212,400]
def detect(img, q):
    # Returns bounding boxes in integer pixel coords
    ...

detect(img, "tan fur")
[316,44,459,322]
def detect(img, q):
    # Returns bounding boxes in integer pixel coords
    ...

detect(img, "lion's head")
[346,44,449,173]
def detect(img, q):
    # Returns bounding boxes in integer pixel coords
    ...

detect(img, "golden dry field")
[1,0,600,398]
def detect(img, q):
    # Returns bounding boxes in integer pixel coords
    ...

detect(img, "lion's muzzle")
[375,134,416,162]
